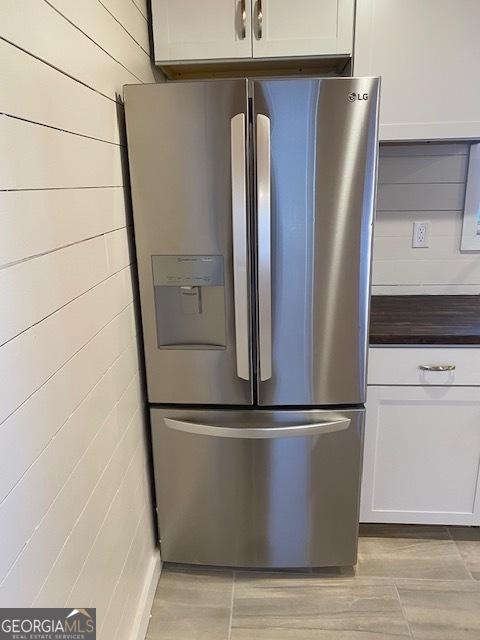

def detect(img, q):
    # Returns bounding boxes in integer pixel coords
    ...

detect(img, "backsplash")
[372,143,480,294]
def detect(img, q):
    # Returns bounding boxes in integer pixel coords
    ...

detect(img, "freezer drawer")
[151,407,364,568]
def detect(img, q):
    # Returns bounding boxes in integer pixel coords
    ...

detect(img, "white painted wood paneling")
[99,0,150,53]
[64,430,148,611]
[131,0,148,20]
[374,211,463,238]
[1,0,139,100]
[87,470,150,622]
[0,382,142,604]
[374,235,470,261]
[372,143,476,292]
[372,284,480,295]
[379,143,469,158]
[105,227,132,273]
[31,380,143,609]
[46,0,154,83]
[377,183,466,212]
[0,0,158,631]
[0,347,140,583]
[0,287,135,497]
[0,117,124,190]
[0,187,128,267]
[0,235,108,346]
[378,155,468,185]
[373,259,480,286]
[108,513,159,640]
[0,40,122,144]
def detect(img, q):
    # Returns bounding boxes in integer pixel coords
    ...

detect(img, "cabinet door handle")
[239,0,246,39]
[418,364,456,371]
[256,0,263,38]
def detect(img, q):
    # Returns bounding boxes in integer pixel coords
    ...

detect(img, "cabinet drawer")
[368,347,480,386]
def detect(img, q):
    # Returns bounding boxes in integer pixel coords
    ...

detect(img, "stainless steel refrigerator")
[124,77,380,568]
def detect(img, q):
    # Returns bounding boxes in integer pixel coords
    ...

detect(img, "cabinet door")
[252,0,354,58]
[361,386,480,525]
[354,0,480,140]
[152,0,252,63]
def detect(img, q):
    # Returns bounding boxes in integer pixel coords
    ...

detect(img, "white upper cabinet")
[252,0,354,58]
[152,0,253,63]
[151,0,354,64]
[354,0,480,141]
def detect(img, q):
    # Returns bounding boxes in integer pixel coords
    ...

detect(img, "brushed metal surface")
[418,364,456,372]
[256,113,272,382]
[164,415,350,438]
[253,77,380,406]
[230,113,250,381]
[124,81,253,404]
[151,407,364,568]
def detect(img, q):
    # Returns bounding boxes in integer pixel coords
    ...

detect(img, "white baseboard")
[131,550,162,640]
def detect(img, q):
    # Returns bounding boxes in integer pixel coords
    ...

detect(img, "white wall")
[0,1,160,638]
[372,143,479,294]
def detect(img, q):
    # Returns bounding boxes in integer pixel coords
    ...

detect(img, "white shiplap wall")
[372,143,479,294]
[0,2,160,638]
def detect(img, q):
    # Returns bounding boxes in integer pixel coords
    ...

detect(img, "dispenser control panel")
[152,255,224,287]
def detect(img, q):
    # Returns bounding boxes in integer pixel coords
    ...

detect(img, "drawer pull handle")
[419,364,456,372]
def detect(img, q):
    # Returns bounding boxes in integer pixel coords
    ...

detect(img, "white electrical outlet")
[412,221,429,248]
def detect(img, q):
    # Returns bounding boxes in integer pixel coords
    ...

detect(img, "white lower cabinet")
[361,382,480,526]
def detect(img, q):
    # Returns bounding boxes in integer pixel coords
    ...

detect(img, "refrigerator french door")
[124,77,380,567]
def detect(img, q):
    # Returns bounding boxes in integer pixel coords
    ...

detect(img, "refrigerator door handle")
[164,417,350,439]
[231,113,250,381]
[256,114,272,381]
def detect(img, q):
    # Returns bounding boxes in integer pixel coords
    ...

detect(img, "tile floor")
[146,525,480,640]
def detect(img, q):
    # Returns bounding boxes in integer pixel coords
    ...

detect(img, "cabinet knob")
[418,364,456,371]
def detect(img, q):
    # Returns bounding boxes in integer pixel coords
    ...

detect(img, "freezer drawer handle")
[419,364,456,371]
[164,417,350,439]
[231,113,250,381]
[256,113,272,381]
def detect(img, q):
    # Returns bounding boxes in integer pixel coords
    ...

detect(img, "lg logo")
[348,92,369,102]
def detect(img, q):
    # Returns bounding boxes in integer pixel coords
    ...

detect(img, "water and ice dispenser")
[151,255,226,349]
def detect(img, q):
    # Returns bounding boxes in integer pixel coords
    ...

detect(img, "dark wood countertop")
[369,295,480,345]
